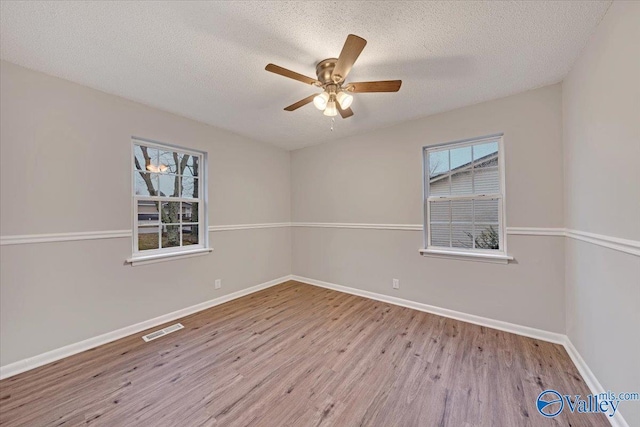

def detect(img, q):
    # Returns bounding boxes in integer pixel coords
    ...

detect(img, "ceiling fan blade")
[332,34,367,83]
[284,94,317,111]
[346,80,402,93]
[265,64,320,86]
[337,104,354,119]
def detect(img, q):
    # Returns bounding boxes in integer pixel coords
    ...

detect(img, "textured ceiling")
[1,1,610,150]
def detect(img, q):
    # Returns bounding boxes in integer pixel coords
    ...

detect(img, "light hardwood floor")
[0,281,607,426]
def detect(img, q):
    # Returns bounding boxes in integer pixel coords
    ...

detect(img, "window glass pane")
[451,200,473,223]
[134,145,159,172]
[474,224,500,250]
[430,201,450,247]
[430,200,450,223]
[428,150,449,178]
[134,172,158,196]
[430,224,450,247]
[474,199,499,223]
[138,225,159,251]
[159,174,181,197]
[473,167,500,194]
[182,202,198,223]
[428,150,450,196]
[183,156,199,177]
[473,141,499,162]
[161,201,181,223]
[158,150,181,174]
[137,201,159,224]
[450,146,472,171]
[449,146,473,195]
[473,142,499,194]
[162,225,181,248]
[452,224,473,249]
[450,170,473,195]
[181,177,198,198]
[182,225,199,246]
[429,176,450,196]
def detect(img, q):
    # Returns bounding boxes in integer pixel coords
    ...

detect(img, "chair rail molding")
[1,223,637,256]
[0,230,133,246]
[564,228,640,257]
[0,223,291,246]
[209,223,291,232]
[291,222,423,231]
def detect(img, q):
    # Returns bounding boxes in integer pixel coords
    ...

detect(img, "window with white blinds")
[424,135,506,254]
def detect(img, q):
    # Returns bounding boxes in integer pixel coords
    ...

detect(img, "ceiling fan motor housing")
[316,58,340,86]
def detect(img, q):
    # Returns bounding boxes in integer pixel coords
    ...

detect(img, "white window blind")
[424,135,506,254]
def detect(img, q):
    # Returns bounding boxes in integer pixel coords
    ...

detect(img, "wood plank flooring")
[0,281,607,426]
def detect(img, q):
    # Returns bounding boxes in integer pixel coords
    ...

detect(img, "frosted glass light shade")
[336,91,353,109]
[313,92,329,110]
[323,100,338,117]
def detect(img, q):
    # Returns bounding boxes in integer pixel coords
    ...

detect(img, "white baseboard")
[291,275,565,344]
[563,338,630,427]
[0,275,293,380]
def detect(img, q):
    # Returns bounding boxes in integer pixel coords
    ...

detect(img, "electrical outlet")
[392,279,399,289]
[214,279,221,290]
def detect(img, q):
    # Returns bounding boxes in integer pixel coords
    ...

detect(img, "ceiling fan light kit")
[336,91,353,109]
[313,91,329,110]
[323,98,338,117]
[265,34,402,120]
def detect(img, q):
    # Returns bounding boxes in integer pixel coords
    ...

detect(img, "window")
[131,138,208,262]
[422,134,510,262]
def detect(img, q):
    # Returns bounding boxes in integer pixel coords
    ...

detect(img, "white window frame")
[127,137,211,265]
[420,134,512,263]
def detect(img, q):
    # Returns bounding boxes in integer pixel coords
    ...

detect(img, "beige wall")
[0,61,291,365]
[0,61,291,234]
[292,84,564,228]
[563,2,640,242]
[291,84,566,333]
[563,1,640,425]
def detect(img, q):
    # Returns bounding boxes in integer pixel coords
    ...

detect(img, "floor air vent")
[142,323,184,342]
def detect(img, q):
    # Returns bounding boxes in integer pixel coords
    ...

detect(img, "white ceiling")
[1,1,610,150]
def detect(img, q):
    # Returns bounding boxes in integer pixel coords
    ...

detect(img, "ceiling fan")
[265,34,402,119]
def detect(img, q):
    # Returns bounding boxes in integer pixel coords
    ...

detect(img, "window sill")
[419,248,513,264]
[126,248,213,266]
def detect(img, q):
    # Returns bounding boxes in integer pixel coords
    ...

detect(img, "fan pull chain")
[331,117,335,132]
